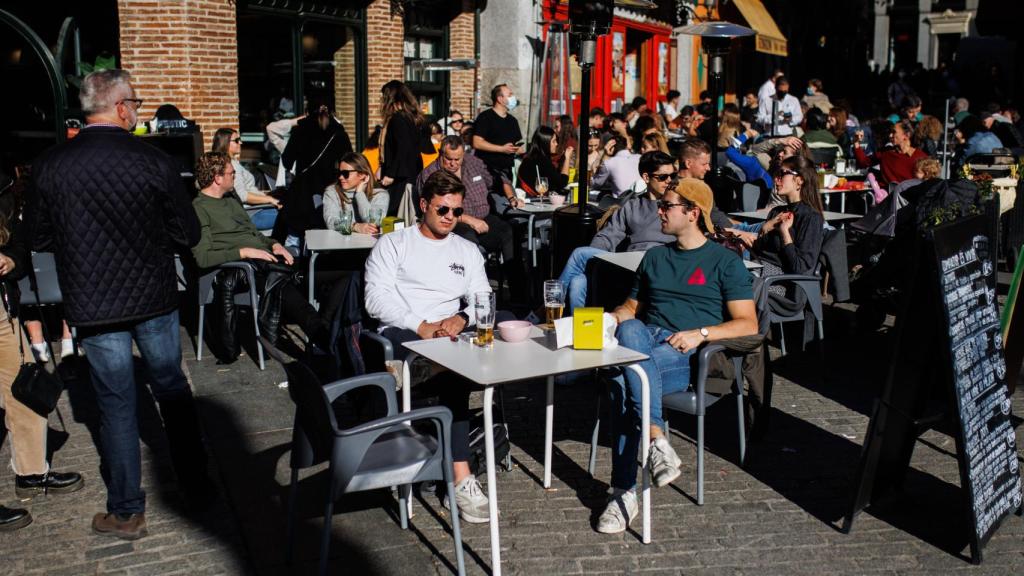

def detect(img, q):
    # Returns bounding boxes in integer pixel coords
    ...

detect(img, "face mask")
[776,90,788,99]
[806,87,815,95]
[506,96,519,111]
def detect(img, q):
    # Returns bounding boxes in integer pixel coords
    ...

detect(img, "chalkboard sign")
[844,214,1022,563]
[932,217,1022,553]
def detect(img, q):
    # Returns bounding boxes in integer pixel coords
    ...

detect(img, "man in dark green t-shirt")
[596,178,758,535]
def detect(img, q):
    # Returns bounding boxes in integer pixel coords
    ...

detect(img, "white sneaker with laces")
[443,474,491,524]
[649,436,682,488]
[60,338,75,359]
[596,488,638,534]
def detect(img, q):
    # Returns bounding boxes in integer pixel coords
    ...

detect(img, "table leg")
[840,193,846,214]
[482,386,502,575]
[308,251,320,310]
[528,214,537,268]
[543,375,554,488]
[626,364,651,545]
[401,354,414,520]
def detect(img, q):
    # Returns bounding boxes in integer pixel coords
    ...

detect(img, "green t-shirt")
[629,240,754,333]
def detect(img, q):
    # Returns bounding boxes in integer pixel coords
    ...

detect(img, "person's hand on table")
[353,222,379,235]
[417,321,444,340]
[665,330,704,353]
[239,247,277,262]
[506,196,523,209]
[271,243,294,265]
[438,314,467,337]
[0,254,15,277]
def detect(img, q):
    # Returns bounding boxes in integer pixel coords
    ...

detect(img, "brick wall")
[449,11,477,117]
[365,0,404,132]
[118,0,238,150]
[334,33,358,135]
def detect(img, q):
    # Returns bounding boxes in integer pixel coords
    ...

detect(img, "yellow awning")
[732,0,788,57]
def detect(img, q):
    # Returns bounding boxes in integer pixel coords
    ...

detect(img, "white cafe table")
[819,187,871,213]
[595,249,763,273]
[401,329,651,575]
[304,229,377,308]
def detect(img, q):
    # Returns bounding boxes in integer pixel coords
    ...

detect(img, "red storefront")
[542,1,673,117]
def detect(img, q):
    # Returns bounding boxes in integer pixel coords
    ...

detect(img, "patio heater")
[550,0,657,274]
[676,21,754,179]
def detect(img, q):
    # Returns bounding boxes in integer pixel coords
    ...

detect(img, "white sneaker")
[596,488,638,534]
[443,475,491,524]
[649,436,682,488]
[60,338,75,358]
[30,343,50,363]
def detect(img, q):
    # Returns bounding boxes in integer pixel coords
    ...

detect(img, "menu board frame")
[843,214,1022,564]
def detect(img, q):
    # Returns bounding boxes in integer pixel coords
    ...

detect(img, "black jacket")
[0,178,29,317]
[27,125,200,326]
[753,202,825,276]
[279,116,353,235]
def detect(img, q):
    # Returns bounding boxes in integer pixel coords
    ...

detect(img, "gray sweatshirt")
[322,184,390,230]
[590,196,674,252]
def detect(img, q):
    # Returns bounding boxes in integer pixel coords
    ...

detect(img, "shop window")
[403,19,447,121]
[237,9,366,159]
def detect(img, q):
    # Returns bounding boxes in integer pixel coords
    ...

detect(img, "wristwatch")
[456,311,470,324]
[699,327,710,341]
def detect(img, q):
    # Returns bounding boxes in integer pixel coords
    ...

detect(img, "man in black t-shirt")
[473,84,524,203]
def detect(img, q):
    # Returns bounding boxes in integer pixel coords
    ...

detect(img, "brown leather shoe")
[91,512,148,540]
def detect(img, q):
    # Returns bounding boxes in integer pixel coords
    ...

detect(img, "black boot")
[214,267,247,362]
[15,471,84,498]
[0,505,31,531]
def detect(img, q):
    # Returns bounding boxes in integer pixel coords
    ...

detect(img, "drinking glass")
[336,208,354,235]
[369,207,385,231]
[474,291,496,347]
[535,176,549,200]
[543,280,565,327]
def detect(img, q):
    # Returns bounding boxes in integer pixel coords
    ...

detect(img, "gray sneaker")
[596,488,638,534]
[443,475,490,524]
[649,436,682,488]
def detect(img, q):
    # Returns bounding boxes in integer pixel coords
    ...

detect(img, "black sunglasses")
[450,118,464,124]
[337,169,363,179]
[231,137,242,144]
[434,205,464,218]
[774,168,800,179]
[656,200,691,211]
[648,173,674,182]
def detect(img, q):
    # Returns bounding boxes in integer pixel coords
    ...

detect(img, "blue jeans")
[248,207,278,231]
[609,319,694,491]
[558,246,607,313]
[79,309,194,515]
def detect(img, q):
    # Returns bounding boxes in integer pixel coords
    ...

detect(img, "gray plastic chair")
[195,261,264,370]
[761,270,825,356]
[17,252,78,356]
[587,343,747,506]
[261,338,465,576]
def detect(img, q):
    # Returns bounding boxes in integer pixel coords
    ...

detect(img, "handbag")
[1,281,64,418]
[6,315,64,419]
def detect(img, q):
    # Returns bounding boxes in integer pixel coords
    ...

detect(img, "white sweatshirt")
[365,225,491,333]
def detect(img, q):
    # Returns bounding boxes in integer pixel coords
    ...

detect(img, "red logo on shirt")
[687,267,706,285]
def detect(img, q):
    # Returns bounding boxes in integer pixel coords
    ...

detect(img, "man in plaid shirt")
[415,135,524,300]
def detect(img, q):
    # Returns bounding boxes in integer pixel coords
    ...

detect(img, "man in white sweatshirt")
[364,169,493,524]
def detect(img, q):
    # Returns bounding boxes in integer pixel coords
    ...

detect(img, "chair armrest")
[322,372,398,415]
[760,273,820,286]
[337,405,452,438]
[359,329,394,363]
[694,343,727,414]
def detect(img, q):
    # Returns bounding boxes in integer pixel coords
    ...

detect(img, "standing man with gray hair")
[27,69,209,540]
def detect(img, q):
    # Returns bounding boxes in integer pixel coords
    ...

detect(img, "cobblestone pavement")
[1,302,1023,575]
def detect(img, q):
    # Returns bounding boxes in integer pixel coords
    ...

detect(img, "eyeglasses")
[337,169,363,179]
[434,205,464,218]
[657,200,691,211]
[118,98,144,109]
[649,173,674,182]
[773,168,800,179]
[231,137,242,144]
[450,119,464,124]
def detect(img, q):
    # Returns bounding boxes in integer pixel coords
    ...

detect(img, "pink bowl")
[498,320,532,343]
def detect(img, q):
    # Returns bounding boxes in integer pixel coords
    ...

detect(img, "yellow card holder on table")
[381,217,405,234]
[573,307,604,350]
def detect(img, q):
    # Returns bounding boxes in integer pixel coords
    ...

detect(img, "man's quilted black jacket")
[28,125,200,327]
